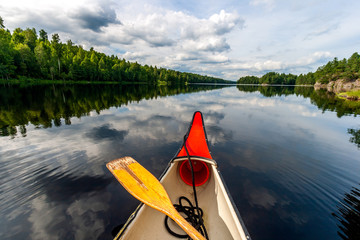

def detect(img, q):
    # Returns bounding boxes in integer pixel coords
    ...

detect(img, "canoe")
[112,111,251,240]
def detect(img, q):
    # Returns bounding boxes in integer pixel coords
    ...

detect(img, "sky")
[1,0,360,80]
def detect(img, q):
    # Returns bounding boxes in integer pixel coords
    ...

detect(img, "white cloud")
[247,184,277,209]
[296,51,332,65]
[204,54,229,63]
[87,8,242,74]
[182,37,230,52]
[121,51,150,61]
[254,60,284,71]
[209,10,243,34]
[180,10,243,40]
[223,60,285,72]
[66,193,111,239]
[28,195,67,240]
[27,192,111,240]
[1,0,360,79]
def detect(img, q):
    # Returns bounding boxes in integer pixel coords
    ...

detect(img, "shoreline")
[314,79,360,101]
[0,79,158,86]
[314,79,360,93]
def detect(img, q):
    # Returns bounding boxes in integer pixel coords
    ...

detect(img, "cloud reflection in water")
[1,85,359,240]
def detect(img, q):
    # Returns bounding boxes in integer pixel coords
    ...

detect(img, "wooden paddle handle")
[168,209,206,240]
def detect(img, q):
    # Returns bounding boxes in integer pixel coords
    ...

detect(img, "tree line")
[237,73,298,85]
[0,17,229,84]
[237,52,360,85]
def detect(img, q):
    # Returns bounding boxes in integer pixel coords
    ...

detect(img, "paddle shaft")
[107,157,206,240]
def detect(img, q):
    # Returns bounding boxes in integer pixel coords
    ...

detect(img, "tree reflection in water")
[347,128,360,149]
[0,84,226,137]
[236,85,360,117]
[332,184,360,240]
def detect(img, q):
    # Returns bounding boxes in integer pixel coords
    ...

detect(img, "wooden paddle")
[106,156,206,240]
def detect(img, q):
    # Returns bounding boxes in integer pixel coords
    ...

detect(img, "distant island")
[237,52,360,100]
[0,17,231,85]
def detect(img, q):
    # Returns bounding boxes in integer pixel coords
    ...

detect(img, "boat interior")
[116,160,249,240]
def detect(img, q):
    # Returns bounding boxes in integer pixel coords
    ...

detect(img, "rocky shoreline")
[314,79,360,101]
[314,79,360,93]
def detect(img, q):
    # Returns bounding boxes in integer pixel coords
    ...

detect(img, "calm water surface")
[0,84,359,240]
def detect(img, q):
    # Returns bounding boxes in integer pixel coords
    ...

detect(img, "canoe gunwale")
[215,169,252,240]
[171,156,217,167]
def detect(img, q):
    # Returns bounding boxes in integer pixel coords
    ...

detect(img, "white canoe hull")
[115,157,251,240]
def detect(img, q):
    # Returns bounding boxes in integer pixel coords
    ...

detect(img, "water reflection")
[85,124,129,142]
[237,85,360,117]
[236,85,314,97]
[0,84,227,137]
[28,172,113,239]
[333,184,360,240]
[2,85,360,139]
[348,128,360,149]
[0,85,359,240]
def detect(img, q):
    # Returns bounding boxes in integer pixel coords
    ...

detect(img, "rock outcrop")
[314,79,360,93]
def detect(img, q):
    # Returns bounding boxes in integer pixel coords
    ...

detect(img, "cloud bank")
[1,0,359,79]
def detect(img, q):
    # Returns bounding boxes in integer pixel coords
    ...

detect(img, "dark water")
[0,84,359,240]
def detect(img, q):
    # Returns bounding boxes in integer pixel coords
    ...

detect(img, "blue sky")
[1,0,359,80]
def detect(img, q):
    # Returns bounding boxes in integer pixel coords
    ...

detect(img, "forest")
[0,17,229,85]
[237,52,360,85]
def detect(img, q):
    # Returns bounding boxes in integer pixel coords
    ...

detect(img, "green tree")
[237,76,260,84]
[34,41,51,77]
[14,43,35,76]
[39,29,48,42]
[51,33,63,76]
[0,16,5,29]
[70,46,86,80]
[346,52,360,79]
[23,28,37,51]
[98,56,109,80]
[111,62,122,82]
[80,55,92,79]
[0,28,15,79]
[99,56,106,71]
[11,28,25,45]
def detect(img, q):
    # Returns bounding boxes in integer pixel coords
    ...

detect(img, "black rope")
[164,135,209,239]
[164,197,207,239]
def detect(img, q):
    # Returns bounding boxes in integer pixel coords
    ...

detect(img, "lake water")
[0,84,359,240]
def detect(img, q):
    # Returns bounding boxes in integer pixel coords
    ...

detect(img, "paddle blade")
[106,156,206,240]
[107,156,171,212]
